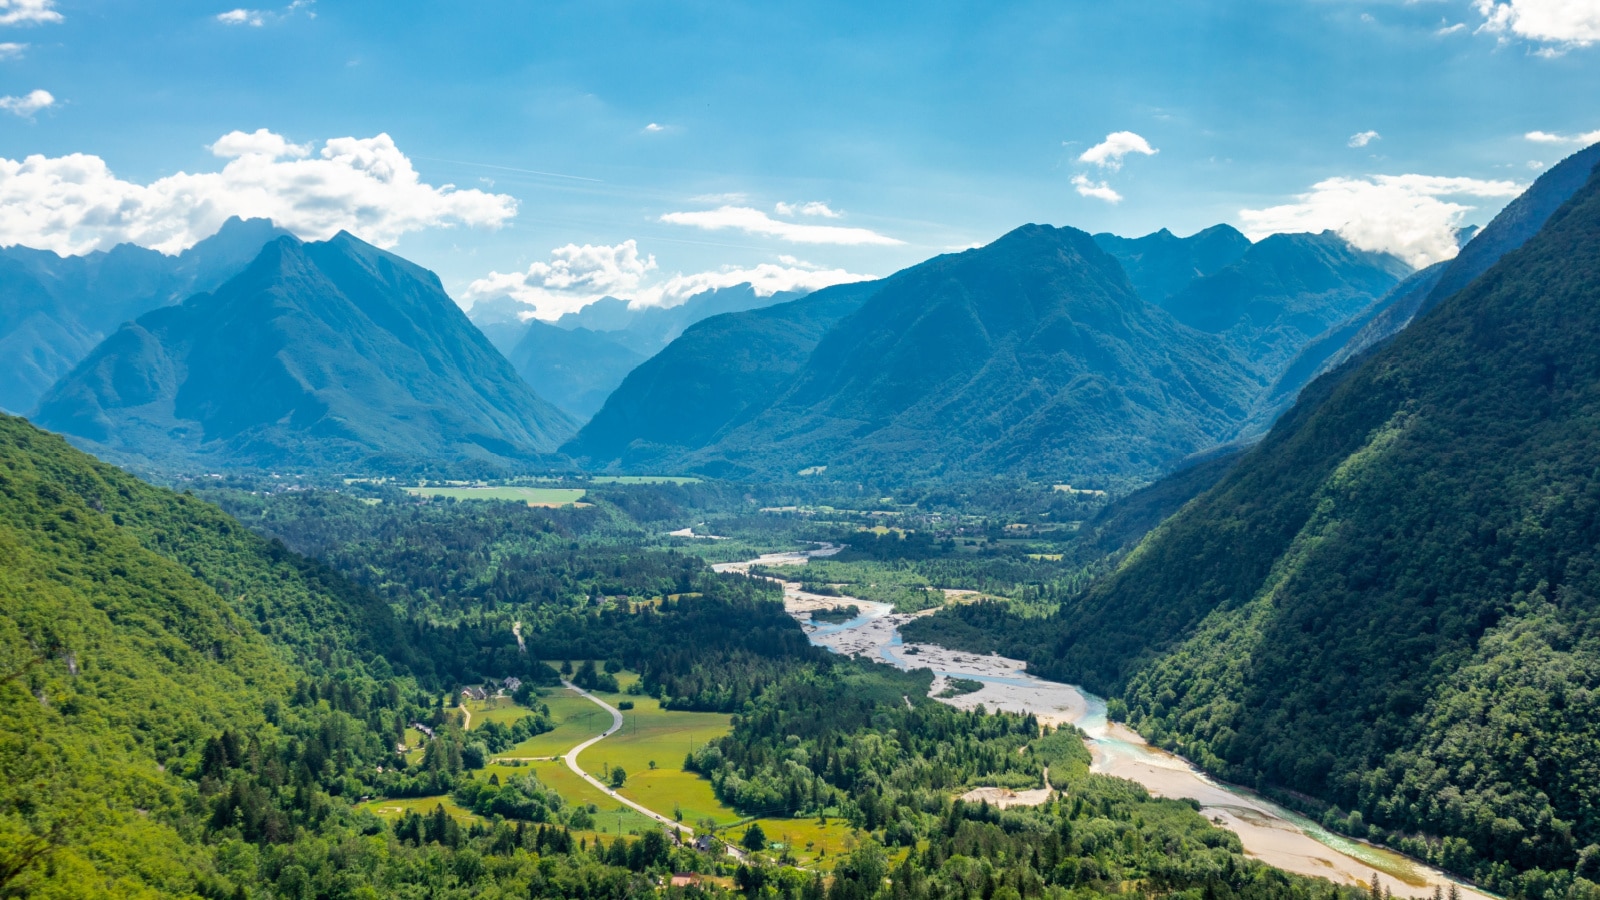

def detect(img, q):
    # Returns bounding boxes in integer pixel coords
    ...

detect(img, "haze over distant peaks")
[0,216,290,414]
[34,232,575,471]
[1093,224,1252,305]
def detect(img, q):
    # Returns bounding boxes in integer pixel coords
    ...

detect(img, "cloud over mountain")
[466,238,871,318]
[0,128,516,255]
[659,205,901,245]
[1240,173,1522,267]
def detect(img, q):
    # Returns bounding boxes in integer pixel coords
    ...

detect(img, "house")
[461,686,488,701]
[504,676,523,693]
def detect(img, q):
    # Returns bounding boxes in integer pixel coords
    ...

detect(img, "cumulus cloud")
[0,0,61,26]
[1071,174,1122,204]
[1348,130,1381,148]
[660,205,901,245]
[216,8,263,25]
[0,88,51,117]
[0,129,517,255]
[1474,0,1600,48]
[1078,131,1158,171]
[1239,173,1523,268]
[774,201,840,218]
[643,122,665,133]
[465,240,872,318]
[0,42,28,58]
[1526,128,1600,145]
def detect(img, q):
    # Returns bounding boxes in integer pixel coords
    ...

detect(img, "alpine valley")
[4,30,1599,900]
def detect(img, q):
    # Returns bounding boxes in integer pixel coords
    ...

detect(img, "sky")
[0,0,1597,318]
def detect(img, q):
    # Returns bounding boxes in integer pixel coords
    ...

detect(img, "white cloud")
[216,8,264,25]
[660,205,901,245]
[1526,128,1600,145]
[1436,21,1468,35]
[1474,0,1600,48]
[465,240,872,318]
[0,0,61,26]
[0,129,517,255]
[216,1,313,27]
[0,42,28,58]
[1071,174,1122,204]
[643,122,665,133]
[465,240,657,312]
[1239,173,1524,268]
[1077,131,1158,171]
[1348,130,1381,148]
[0,88,51,117]
[774,201,841,218]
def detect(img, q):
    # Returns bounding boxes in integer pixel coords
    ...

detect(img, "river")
[715,545,1491,900]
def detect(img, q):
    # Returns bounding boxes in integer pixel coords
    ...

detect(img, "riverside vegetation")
[4,413,1373,899]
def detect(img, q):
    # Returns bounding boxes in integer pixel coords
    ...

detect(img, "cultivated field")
[403,485,589,507]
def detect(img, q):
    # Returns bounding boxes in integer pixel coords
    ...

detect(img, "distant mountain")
[463,294,537,354]
[1031,152,1600,896]
[505,319,645,419]
[552,283,811,356]
[1244,143,1600,433]
[0,217,289,414]
[1161,230,1411,373]
[565,280,882,467]
[1093,224,1252,304]
[672,224,1262,480]
[34,232,575,471]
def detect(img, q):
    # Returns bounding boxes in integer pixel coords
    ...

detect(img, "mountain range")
[467,283,811,420]
[1007,145,1600,889]
[0,217,289,414]
[33,232,575,471]
[571,223,1410,481]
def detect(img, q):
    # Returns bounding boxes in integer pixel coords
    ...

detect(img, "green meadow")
[404,485,589,507]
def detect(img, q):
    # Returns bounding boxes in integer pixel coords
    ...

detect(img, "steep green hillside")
[34,232,575,471]
[564,279,883,468]
[1034,162,1600,895]
[691,224,1262,481]
[0,414,408,897]
[1093,224,1252,304]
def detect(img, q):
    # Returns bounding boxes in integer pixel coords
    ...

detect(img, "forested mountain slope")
[1032,156,1600,896]
[564,279,884,468]
[0,217,288,414]
[34,232,575,471]
[0,414,413,897]
[687,224,1262,480]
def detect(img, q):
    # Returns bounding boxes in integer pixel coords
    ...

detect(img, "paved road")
[560,680,749,858]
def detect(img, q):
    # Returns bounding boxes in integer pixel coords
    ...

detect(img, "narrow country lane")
[560,680,746,861]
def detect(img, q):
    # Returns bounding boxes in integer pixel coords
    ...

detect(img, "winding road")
[559,680,746,860]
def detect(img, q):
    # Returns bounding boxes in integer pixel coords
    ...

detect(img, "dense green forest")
[901,169,1600,900]
[2,411,1382,899]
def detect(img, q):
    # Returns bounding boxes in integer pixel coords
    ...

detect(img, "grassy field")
[466,695,536,730]
[358,794,481,824]
[404,485,589,507]
[498,690,614,759]
[375,674,863,864]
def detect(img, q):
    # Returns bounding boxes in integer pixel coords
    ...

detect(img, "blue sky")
[0,0,1596,316]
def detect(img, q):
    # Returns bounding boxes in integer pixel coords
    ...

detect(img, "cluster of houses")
[460,676,523,702]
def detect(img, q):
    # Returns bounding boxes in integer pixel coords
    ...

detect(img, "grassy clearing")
[466,695,535,730]
[358,795,482,824]
[404,486,589,507]
[500,690,613,759]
